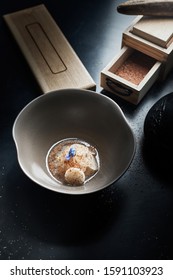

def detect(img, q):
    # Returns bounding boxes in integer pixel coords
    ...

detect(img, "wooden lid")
[3,5,96,93]
[131,16,173,48]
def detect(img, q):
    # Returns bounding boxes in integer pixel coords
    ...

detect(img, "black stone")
[144,92,173,152]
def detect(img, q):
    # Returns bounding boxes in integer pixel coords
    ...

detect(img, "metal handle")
[106,78,132,97]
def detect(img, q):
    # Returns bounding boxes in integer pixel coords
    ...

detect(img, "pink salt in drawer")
[100,46,161,105]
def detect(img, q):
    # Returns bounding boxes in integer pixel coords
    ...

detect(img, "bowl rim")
[12,88,136,195]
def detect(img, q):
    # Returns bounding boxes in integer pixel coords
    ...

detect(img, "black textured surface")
[144,92,173,151]
[1,0,173,260]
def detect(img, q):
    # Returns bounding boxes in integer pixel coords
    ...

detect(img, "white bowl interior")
[13,89,135,194]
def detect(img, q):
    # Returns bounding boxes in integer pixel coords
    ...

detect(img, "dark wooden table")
[1,0,173,260]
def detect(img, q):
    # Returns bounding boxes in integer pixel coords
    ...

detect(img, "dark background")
[1,0,173,260]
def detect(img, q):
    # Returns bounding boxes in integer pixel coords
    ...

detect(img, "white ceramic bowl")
[13,89,135,194]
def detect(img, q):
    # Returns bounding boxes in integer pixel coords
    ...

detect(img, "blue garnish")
[65,147,76,160]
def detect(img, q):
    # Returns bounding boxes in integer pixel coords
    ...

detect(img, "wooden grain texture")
[123,16,173,58]
[3,5,96,93]
[132,16,173,48]
[122,16,173,80]
[101,46,161,105]
[117,0,173,16]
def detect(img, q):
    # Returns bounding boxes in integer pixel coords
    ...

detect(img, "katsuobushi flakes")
[46,138,99,186]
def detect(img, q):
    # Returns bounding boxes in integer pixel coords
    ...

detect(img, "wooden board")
[3,5,96,93]
[132,16,173,48]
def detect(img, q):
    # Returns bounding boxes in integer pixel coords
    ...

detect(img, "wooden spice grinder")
[101,12,173,104]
